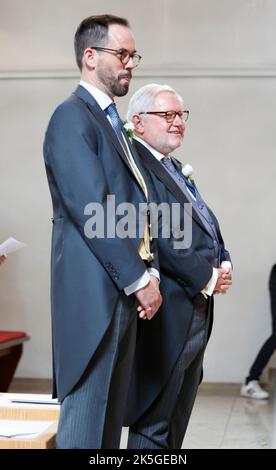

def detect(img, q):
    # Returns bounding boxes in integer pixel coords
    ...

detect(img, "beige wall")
[1,0,276,381]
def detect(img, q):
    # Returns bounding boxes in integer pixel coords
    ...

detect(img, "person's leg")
[56,296,137,449]
[269,265,276,331]
[127,306,208,449]
[244,266,276,385]
[101,308,137,448]
[168,304,211,449]
[246,333,276,383]
[167,346,205,449]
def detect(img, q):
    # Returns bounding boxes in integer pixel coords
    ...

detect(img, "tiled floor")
[121,382,276,449]
[182,383,275,449]
[9,378,276,449]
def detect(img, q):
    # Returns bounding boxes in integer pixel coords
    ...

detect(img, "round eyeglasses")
[90,46,142,67]
[139,110,189,123]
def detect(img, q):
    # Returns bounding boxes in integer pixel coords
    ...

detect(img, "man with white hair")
[125,83,232,449]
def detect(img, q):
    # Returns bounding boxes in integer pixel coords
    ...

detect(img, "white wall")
[1,0,276,382]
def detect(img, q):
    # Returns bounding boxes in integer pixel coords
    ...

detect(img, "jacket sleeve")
[207,206,232,266]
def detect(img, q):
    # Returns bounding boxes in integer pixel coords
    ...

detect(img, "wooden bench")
[0,331,29,391]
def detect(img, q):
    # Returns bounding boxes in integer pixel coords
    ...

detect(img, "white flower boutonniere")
[181,163,194,183]
[123,121,135,141]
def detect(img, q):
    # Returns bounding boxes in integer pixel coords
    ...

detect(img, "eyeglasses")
[139,110,189,123]
[90,46,142,67]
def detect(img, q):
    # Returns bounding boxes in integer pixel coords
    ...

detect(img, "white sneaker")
[240,380,269,400]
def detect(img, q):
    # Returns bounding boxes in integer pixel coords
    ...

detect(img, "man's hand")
[213,268,232,294]
[135,276,162,320]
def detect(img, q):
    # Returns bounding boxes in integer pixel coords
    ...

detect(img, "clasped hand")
[213,268,232,295]
[135,276,162,320]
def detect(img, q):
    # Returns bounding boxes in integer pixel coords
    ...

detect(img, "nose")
[173,113,185,128]
[125,56,135,70]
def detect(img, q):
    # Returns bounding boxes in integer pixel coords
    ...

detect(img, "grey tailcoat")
[43,86,157,400]
[125,141,231,425]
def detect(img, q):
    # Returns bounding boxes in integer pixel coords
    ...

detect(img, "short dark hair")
[74,14,130,70]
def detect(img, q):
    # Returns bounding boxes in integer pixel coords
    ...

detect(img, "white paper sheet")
[0,419,53,439]
[11,397,59,406]
[0,393,60,408]
[0,237,26,256]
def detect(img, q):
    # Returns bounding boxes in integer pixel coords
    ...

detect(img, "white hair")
[126,83,184,121]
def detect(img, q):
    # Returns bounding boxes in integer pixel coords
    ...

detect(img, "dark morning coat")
[125,140,231,425]
[43,85,157,400]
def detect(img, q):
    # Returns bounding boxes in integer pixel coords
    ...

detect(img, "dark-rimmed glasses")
[139,110,189,123]
[90,47,142,67]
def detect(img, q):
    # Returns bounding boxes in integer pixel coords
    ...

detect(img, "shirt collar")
[79,80,113,111]
[134,136,167,162]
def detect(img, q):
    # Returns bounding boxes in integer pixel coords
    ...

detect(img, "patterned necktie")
[106,103,153,261]
[162,157,196,198]
[106,102,123,139]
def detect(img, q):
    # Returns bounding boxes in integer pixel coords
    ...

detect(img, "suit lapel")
[172,156,218,238]
[171,156,213,232]
[121,127,152,187]
[73,86,134,173]
[135,141,209,233]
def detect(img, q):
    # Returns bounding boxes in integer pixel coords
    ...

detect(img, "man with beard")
[43,16,162,448]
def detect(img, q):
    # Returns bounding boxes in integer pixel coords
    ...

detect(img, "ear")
[132,114,144,136]
[83,47,96,70]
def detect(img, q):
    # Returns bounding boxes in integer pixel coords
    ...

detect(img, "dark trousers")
[127,300,210,449]
[56,296,137,449]
[246,264,276,383]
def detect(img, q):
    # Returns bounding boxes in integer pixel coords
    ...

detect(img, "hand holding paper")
[0,238,26,256]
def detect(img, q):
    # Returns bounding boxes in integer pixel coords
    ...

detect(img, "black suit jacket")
[125,140,231,425]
